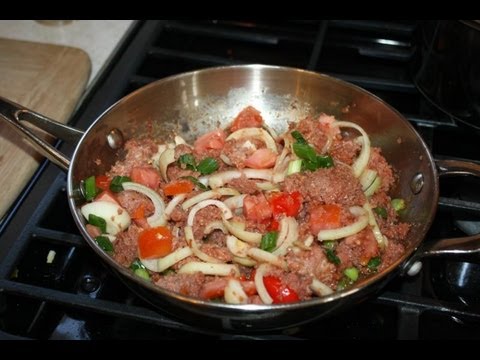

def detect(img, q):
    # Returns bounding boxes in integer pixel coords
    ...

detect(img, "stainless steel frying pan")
[2,65,480,331]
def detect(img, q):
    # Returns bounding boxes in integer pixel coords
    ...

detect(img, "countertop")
[0,20,136,90]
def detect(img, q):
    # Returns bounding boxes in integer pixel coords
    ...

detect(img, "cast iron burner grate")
[1,20,480,340]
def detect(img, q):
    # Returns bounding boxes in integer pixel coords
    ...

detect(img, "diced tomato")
[243,193,273,222]
[263,276,299,304]
[244,148,277,169]
[241,280,257,296]
[131,166,161,189]
[193,129,226,154]
[269,191,303,218]
[309,204,341,234]
[133,217,150,230]
[131,204,146,219]
[95,175,111,191]
[95,190,119,205]
[163,179,195,196]
[268,218,280,231]
[200,278,257,300]
[230,106,264,132]
[138,226,173,259]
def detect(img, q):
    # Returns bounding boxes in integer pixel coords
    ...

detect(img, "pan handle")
[0,96,84,172]
[402,158,480,276]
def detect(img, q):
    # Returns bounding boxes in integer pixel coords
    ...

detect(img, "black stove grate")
[1,20,480,340]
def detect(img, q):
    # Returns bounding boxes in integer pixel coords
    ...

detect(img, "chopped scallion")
[367,256,381,272]
[344,267,359,282]
[130,259,150,281]
[260,231,278,252]
[178,154,197,171]
[391,198,406,212]
[109,175,131,192]
[373,206,388,219]
[95,235,113,253]
[180,176,209,191]
[291,130,308,144]
[88,214,107,234]
[197,157,219,175]
[287,159,303,175]
[84,176,98,201]
[325,248,341,265]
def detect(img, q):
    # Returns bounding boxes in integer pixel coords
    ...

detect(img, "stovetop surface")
[1,20,480,340]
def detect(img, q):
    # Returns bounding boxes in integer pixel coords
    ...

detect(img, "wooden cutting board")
[0,38,91,219]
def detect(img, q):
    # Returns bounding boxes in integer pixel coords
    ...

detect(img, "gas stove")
[1,20,480,339]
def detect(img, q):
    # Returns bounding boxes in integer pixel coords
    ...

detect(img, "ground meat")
[170,205,187,223]
[282,165,366,207]
[292,117,329,153]
[330,138,361,165]
[174,144,194,160]
[113,225,141,267]
[381,222,411,242]
[116,190,154,218]
[286,246,339,289]
[154,272,206,298]
[222,138,264,169]
[336,229,380,271]
[201,244,233,262]
[228,176,261,195]
[265,267,314,301]
[192,206,223,240]
[368,147,395,193]
[379,239,405,272]
[108,138,159,177]
[167,165,200,181]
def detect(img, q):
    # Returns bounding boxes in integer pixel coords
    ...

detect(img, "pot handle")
[402,158,480,276]
[0,96,84,172]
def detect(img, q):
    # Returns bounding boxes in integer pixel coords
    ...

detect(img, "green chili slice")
[373,206,388,219]
[84,176,98,201]
[178,154,197,171]
[197,157,219,175]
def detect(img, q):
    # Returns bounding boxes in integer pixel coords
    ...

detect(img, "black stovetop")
[1,20,480,340]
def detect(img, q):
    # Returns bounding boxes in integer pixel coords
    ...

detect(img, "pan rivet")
[410,173,424,194]
[107,128,124,149]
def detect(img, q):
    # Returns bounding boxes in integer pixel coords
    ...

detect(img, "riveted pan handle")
[0,96,85,172]
[402,159,480,276]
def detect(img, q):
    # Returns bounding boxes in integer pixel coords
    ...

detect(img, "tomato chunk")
[194,129,226,154]
[309,204,341,234]
[244,148,277,169]
[95,190,119,205]
[230,106,264,132]
[269,191,303,218]
[243,193,273,222]
[138,226,173,259]
[131,166,161,189]
[95,175,111,191]
[263,276,299,303]
[163,179,195,196]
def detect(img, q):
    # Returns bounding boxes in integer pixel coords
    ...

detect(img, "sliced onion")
[219,153,233,166]
[184,225,223,264]
[208,169,273,189]
[164,194,186,218]
[247,248,288,270]
[232,256,257,267]
[81,201,131,236]
[226,235,251,257]
[222,218,262,245]
[187,200,233,227]
[174,135,189,146]
[272,217,298,257]
[317,209,369,241]
[255,182,280,191]
[254,263,273,304]
[204,220,227,235]
[359,169,378,191]
[310,278,334,296]
[226,127,278,154]
[224,194,247,210]
[363,202,388,248]
[224,279,249,304]
[122,182,166,227]
[182,188,239,210]
[140,247,193,273]
[273,137,292,183]
[263,123,278,140]
[364,176,381,197]
[178,262,239,276]
[304,235,314,247]
[158,148,175,181]
[333,121,371,178]
[152,144,168,169]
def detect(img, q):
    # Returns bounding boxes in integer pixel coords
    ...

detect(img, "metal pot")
[414,20,480,129]
[1,65,480,332]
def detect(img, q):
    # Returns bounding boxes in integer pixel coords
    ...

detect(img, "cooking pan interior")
[68,65,438,320]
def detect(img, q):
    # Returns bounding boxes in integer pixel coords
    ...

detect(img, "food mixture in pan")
[80,106,410,304]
